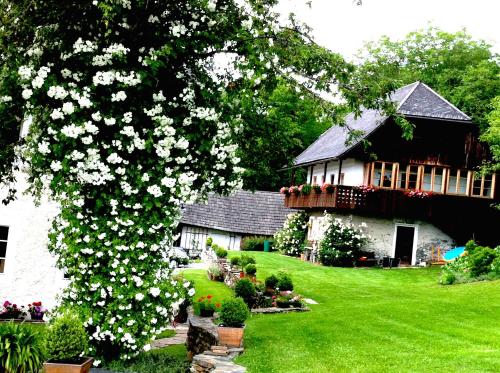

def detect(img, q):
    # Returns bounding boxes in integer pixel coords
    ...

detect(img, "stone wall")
[186,312,219,357]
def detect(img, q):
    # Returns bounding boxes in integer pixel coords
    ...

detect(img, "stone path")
[151,323,189,349]
[191,346,246,373]
[304,298,318,304]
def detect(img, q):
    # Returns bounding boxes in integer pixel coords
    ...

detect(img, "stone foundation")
[186,311,219,357]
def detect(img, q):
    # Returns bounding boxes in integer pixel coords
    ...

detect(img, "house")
[177,190,293,253]
[285,82,499,265]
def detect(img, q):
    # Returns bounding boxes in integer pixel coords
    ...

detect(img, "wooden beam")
[323,162,328,184]
[338,159,343,185]
[309,165,314,184]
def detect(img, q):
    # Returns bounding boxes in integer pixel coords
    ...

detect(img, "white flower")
[104,117,116,126]
[188,288,195,297]
[50,160,63,172]
[22,89,33,100]
[50,108,64,120]
[143,344,151,352]
[149,287,161,297]
[147,185,163,198]
[62,102,75,115]
[111,91,127,102]
[135,293,144,301]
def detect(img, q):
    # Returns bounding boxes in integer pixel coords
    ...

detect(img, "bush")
[300,184,312,195]
[234,279,256,307]
[215,247,228,258]
[439,271,456,285]
[319,214,370,266]
[241,236,272,251]
[206,237,213,247]
[276,271,294,291]
[230,256,241,266]
[219,298,250,327]
[240,254,256,268]
[207,265,223,281]
[265,274,279,289]
[468,246,498,277]
[46,312,88,362]
[273,212,309,256]
[0,323,45,373]
[244,263,257,276]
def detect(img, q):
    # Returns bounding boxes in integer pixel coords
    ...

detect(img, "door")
[394,225,415,265]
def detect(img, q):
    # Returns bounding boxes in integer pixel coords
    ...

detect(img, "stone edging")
[251,306,310,314]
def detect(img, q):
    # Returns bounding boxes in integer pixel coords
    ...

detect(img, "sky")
[275,0,500,60]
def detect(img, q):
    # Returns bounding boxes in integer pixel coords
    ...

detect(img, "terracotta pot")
[239,271,245,278]
[43,357,93,373]
[218,326,244,347]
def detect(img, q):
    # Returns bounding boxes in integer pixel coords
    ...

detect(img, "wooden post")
[337,159,343,185]
[323,161,328,184]
[309,165,314,184]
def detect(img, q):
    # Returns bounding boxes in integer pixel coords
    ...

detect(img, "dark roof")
[294,82,472,167]
[180,190,294,236]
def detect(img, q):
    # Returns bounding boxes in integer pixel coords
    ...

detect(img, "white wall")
[306,158,365,186]
[307,212,454,265]
[180,225,242,252]
[0,180,65,311]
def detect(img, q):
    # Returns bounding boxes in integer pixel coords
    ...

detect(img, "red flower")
[216,303,221,308]
[207,295,212,299]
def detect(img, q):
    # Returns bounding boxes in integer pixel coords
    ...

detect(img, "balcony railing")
[284,185,434,217]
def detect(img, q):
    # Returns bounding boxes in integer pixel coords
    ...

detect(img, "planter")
[43,357,93,373]
[276,300,290,308]
[239,271,245,278]
[199,308,215,317]
[30,312,45,321]
[218,326,244,347]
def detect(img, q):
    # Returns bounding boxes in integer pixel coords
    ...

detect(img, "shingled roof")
[180,190,293,236]
[294,82,472,167]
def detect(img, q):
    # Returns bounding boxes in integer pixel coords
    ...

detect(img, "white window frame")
[391,223,419,266]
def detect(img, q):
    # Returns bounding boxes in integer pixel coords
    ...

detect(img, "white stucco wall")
[306,158,365,186]
[308,212,454,265]
[0,179,65,311]
[179,225,242,252]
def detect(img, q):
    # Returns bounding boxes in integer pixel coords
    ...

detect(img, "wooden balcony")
[284,186,434,217]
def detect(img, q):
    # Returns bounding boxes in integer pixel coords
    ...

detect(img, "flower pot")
[30,312,45,321]
[218,326,244,347]
[239,271,245,278]
[199,308,215,317]
[43,357,93,373]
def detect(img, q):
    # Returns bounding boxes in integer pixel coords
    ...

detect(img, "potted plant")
[217,297,250,347]
[207,265,223,281]
[196,295,219,317]
[0,301,25,320]
[244,263,257,282]
[28,301,47,321]
[43,312,92,373]
[312,184,322,194]
[234,278,256,308]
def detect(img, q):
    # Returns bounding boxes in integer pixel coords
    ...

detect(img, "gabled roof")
[293,82,472,167]
[180,190,294,236]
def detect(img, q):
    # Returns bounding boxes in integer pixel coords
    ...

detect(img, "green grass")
[183,269,234,304]
[184,252,500,373]
[104,344,189,373]
[156,329,176,339]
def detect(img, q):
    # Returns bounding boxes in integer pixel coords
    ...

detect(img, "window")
[312,176,317,185]
[419,166,446,193]
[321,175,325,184]
[339,173,345,185]
[396,165,420,190]
[330,174,336,184]
[447,169,469,195]
[371,162,395,188]
[0,226,8,274]
[471,173,495,198]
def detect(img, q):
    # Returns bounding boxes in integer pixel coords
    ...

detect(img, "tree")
[0,0,388,361]
[482,96,500,174]
[356,27,500,130]
[234,79,335,191]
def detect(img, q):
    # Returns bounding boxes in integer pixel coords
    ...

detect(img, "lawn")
[183,252,500,373]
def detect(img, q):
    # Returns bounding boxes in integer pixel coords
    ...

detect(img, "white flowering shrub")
[319,214,370,266]
[273,212,309,256]
[0,0,393,362]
